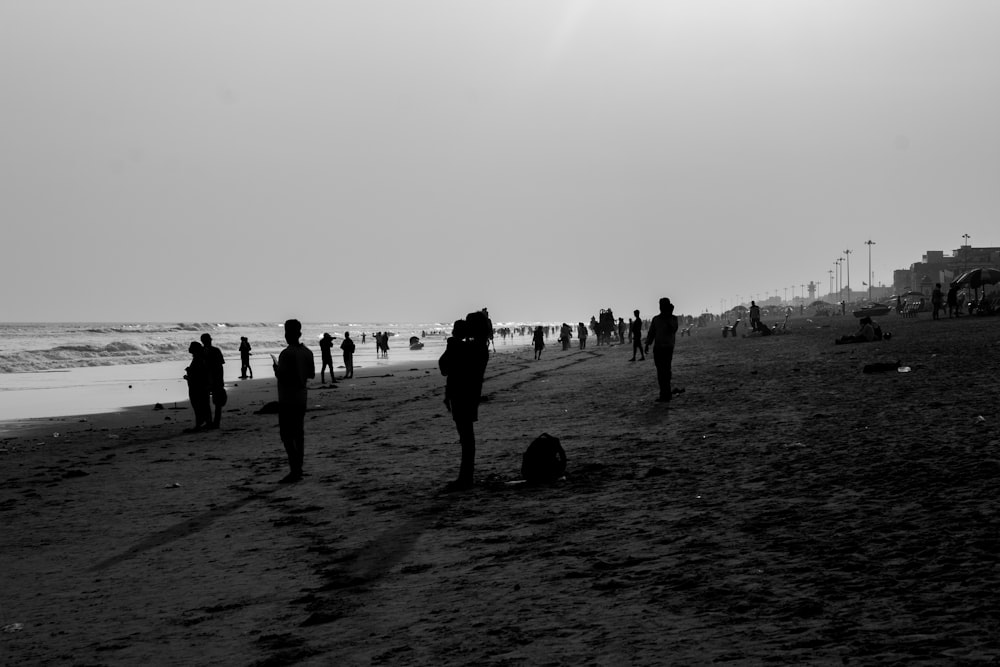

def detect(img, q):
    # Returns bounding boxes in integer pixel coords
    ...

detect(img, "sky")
[2,1,998,324]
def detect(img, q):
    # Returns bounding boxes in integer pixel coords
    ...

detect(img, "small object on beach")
[108,434,119,439]
[976,415,986,424]
[128,385,132,389]
[52,432,60,438]
[897,366,911,373]
[2,623,23,633]
[164,482,182,488]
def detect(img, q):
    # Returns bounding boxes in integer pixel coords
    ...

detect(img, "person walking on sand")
[438,311,490,492]
[644,297,679,403]
[319,332,337,384]
[239,336,253,379]
[200,333,227,429]
[532,325,545,360]
[577,322,588,349]
[184,341,212,431]
[629,310,645,361]
[274,319,315,483]
[341,331,355,379]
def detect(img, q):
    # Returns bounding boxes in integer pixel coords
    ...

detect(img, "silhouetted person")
[947,285,960,318]
[319,332,337,384]
[184,341,212,431]
[617,317,626,344]
[532,325,545,360]
[629,310,645,361]
[749,301,761,332]
[644,297,679,403]
[559,323,572,350]
[239,336,253,379]
[438,312,490,492]
[341,331,355,379]
[274,319,316,483]
[931,283,944,320]
[200,333,226,428]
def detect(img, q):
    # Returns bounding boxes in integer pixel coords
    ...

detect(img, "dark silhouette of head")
[659,297,673,314]
[200,333,213,346]
[285,319,302,345]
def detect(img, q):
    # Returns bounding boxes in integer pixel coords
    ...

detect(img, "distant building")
[895,245,1000,295]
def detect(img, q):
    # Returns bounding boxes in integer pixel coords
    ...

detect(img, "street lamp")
[865,240,875,301]
[828,270,834,299]
[844,249,852,303]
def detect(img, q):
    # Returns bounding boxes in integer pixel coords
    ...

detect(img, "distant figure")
[617,317,626,344]
[361,332,366,344]
[559,323,572,350]
[274,319,316,483]
[644,297,679,403]
[319,332,337,384]
[532,325,545,360]
[482,306,495,351]
[947,285,960,318]
[438,312,490,491]
[629,310,645,361]
[836,316,882,344]
[931,283,944,320]
[749,301,761,332]
[184,341,212,431]
[200,333,227,429]
[239,336,253,379]
[577,322,588,349]
[341,331,355,379]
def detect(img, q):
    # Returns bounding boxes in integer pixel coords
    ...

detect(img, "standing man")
[931,283,944,321]
[629,310,645,361]
[274,319,316,483]
[644,297,679,403]
[319,332,337,384]
[200,333,227,429]
[749,301,761,332]
[341,331,356,379]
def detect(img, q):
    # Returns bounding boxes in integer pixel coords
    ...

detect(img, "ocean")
[0,321,483,423]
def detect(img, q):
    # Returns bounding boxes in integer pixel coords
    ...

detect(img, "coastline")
[2,316,998,664]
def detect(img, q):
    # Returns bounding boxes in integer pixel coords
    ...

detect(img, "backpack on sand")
[521,433,567,484]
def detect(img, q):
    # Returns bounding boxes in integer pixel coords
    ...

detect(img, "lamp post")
[865,240,875,301]
[962,234,970,272]
[844,249,852,303]
[836,258,843,300]
[828,270,834,299]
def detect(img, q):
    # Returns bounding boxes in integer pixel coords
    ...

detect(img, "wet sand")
[1,315,998,665]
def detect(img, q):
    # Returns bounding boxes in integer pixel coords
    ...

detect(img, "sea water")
[0,321,473,423]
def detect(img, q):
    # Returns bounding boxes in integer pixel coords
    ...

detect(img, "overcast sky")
[2,1,997,324]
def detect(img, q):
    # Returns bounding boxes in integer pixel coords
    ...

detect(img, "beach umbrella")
[809,300,831,308]
[951,268,1000,289]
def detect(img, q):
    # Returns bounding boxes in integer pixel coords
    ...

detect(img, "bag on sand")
[521,433,567,484]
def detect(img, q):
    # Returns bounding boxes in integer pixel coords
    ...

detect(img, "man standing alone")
[274,319,315,483]
[341,331,356,379]
[629,310,645,361]
[644,298,679,402]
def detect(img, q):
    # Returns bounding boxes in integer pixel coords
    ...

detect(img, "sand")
[2,314,999,665]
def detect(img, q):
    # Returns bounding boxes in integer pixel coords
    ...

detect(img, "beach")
[1,314,998,665]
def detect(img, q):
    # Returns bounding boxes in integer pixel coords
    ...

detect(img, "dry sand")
[2,315,999,665]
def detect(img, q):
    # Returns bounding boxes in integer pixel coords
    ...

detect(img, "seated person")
[836,317,880,344]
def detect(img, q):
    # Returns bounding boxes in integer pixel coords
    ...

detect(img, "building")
[894,245,1000,296]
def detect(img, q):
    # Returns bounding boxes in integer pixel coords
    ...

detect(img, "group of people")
[319,332,355,383]
[185,297,680,488]
[183,333,228,431]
